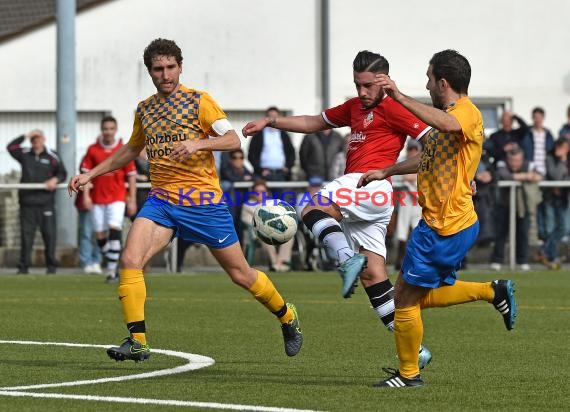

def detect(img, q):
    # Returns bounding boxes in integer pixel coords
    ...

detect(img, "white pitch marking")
[0,340,324,412]
[0,391,322,412]
[0,340,214,391]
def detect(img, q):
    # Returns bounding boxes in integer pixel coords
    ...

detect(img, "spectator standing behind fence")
[536,137,569,269]
[559,105,570,140]
[75,156,102,274]
[490,147,542,271]
[328,133,350,180]
[247,106,296,182]
[473,147,496,247]
[80,116,137,283]
[7,130,67,274]
[485,111,529,163]
[220,148,253,240]
[520,107,555,244]
[241,179,294,272]
[392,140,422,272]
[299,128,344,182]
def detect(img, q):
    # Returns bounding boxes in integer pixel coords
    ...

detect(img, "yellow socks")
[248,270,293,324]
[394,304,423,379]
[118,268,147,345]
[420,280,494,309]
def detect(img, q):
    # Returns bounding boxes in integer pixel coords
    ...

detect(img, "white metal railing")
[1,180,570,270]
[0,181,311,272]
[497,180,570,270]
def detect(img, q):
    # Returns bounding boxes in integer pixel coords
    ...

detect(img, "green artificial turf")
[0,270,568,411]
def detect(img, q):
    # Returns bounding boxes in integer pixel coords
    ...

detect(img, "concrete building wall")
[1,0,569,176]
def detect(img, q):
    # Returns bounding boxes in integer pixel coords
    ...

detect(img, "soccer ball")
[252,200,298,245]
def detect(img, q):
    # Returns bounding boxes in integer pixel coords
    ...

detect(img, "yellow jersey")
[417,97,484,236]
[128,84,226,206]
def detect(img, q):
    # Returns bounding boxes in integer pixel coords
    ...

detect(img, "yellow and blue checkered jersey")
[128,85,226,206]
[417,97,484,236]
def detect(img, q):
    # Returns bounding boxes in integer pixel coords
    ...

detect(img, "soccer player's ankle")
[127,320,147,344]
[274,304,293,324]
[132,332,147,345]
[487,281,495,303]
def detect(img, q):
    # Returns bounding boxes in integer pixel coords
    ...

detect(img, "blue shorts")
[401,220,479,288]
[137,201,238,249]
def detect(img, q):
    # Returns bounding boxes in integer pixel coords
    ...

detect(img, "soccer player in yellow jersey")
[68,38,302,361]
[358,50,517,387]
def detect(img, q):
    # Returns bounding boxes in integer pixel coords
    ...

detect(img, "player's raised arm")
[375,73,462,134]
[68,143,142,195]
[242,114,328,137]
[357,153,422,188]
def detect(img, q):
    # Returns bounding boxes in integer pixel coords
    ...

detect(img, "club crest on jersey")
[363,112,373,128]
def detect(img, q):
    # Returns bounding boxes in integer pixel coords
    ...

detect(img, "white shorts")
[317,173,393,258]
[92,201,126,232]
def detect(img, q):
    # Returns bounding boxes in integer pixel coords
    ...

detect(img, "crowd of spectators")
[8,104,570,273]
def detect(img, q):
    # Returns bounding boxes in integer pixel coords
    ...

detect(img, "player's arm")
[168,126,241,163]
[357,153,421,188]
[68,143,142,195]
[375,74,462,133]
[242,115,328,137]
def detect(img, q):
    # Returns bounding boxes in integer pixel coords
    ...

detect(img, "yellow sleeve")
[198,92,227,136]
[449,103,483,144]
[127,111,145,147]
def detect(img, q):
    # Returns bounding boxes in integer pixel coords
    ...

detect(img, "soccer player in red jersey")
[243,50,433,369]
[80,116,137,283]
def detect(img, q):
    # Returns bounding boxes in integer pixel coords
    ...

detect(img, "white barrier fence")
[1,180,569,270]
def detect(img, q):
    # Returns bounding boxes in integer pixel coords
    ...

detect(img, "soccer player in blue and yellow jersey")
[69,38,302,361]
[359,50,517,388]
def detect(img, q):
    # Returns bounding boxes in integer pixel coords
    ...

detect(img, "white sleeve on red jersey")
[386,101,431,141]
[321,98,355,128]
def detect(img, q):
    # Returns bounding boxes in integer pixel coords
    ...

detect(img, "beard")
[361,92,383,110]
[430,91,445,110]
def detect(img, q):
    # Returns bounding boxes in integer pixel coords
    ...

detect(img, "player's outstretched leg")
[210,243,303,356]
[302,209,367,298]
[491,279,517,330]
[365,278,432,369]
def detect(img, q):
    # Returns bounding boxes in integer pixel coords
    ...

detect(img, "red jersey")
[322,96,431,174]
[81,139,136,204]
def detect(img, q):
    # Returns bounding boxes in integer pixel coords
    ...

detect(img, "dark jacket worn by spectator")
[299,129,344,181]
[7,133,68,274]
[486,113,529,163]
[8,135,67,206]
[247,130,295,180]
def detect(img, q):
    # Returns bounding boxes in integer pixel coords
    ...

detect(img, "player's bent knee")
[120,250,143,270]
[228,267,256,289]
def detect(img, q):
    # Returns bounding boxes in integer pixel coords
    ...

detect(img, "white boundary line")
[0,340,214,391]
[0,391,321,411]
[0,340,324,412]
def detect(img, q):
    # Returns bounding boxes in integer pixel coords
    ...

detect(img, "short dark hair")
[265,106,280,116]
[353,50,389,74]
[532,107,545,116]
[429,50,471,94]
[252,178,268,191]
[100,115,117,128]
[229,149,244,159]
[143,38,183,70]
